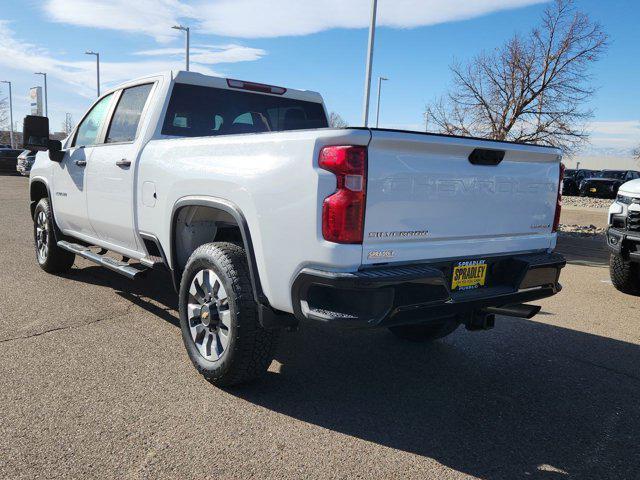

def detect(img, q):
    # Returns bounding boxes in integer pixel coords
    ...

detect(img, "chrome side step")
[139,256,164,268]
[57,241,148,280]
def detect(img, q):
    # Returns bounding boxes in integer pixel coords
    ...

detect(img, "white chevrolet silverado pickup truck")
[25,71,565,386]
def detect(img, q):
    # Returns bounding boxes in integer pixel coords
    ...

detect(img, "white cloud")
[197,0,548,38]
[135,44,267,64]
[589,120,640,138]
[578,120,640,156]
[43,0,547,39]
[0,21,265,98]
[588,120,640,148]
[44,0,194,43]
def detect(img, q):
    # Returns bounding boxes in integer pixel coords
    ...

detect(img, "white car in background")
[607,179,640,294]
[16,150,37,176]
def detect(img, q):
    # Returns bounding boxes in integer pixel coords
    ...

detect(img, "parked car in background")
[562,168,596,196]
[16,150,36,176]
[579,170,640,198]
[0,148,23,174]
[607,179,640,294]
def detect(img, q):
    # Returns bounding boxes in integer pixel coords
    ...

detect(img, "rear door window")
[106,84,153,143]
[161,83,328,137]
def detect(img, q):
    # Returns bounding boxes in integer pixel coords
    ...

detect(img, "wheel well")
[30,181,49,218]
[173,205,243,272]
[170,199,269,307]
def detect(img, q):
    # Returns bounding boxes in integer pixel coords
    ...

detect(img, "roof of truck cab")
[171,71,324,103]
[108,70,324,104]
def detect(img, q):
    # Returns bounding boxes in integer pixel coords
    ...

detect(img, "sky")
[0,0,638,165]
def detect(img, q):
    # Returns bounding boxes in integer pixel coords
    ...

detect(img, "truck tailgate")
[362,130,561,265]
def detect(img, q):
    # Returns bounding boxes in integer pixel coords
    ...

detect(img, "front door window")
[73,93,114,147]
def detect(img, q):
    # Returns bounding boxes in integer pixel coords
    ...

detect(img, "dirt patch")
[559,224,606,237]
[563,196,613,209]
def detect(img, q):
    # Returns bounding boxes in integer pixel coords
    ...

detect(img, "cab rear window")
[162,83,328,137]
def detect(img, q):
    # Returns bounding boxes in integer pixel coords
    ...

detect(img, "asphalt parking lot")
[1,174,639,479]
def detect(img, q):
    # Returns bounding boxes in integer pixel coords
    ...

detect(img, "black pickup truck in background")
[579,170,640,198]
[562,169,596,196]
[0,148,23,174]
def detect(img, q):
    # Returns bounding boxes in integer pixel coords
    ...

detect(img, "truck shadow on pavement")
[556,234,609,267]
[60,265,180,327]
[62,265,639,479]
[240,321,640,479]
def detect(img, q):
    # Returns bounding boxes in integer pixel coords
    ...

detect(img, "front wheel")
[389,318,460,342]
[178,242,279,386]
[33,198,75,273]
[610,253,640,295]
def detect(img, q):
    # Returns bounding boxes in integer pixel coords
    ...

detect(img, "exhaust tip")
[484,304,542,320]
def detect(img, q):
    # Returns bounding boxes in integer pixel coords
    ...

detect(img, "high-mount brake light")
[226,79,287,95]
[318,146,367,244]
[552,162,565,233]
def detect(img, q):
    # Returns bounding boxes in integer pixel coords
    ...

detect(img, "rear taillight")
[319,146,367,244]
[552,162,565,233]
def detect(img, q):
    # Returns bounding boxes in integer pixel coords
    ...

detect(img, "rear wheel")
[179,242,279,386]
[33,198,75,273]
[610,253,640,295]
[389,318,460,342]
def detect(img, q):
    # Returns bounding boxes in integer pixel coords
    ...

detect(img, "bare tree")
[329,112,348,128]
[0,96,7,130]
[0,96,9,147]
[62,113,76,135]
[425,0,608,153]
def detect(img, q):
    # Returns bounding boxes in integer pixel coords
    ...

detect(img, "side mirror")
[48,140,64,162]
[23,115,50,151]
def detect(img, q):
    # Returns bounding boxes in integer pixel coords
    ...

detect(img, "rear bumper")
[606,228,640,263]
[291,252,565,328]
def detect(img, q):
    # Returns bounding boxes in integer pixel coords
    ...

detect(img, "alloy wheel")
[187,269,232,361]
[35,211,49,263]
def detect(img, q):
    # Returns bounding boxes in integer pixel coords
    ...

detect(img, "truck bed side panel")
[136,128,370,313]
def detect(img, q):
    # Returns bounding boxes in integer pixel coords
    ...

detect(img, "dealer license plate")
[451,260,488,291]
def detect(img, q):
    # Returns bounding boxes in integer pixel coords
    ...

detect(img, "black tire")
[610,253,640,295]
[178,242,279,387]
[389,318,460,342]
[33,197,75,273]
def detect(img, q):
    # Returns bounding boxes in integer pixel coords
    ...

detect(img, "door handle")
[116,158,131,168]
[75,160,87,167]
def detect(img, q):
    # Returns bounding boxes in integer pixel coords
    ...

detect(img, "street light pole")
[0,81,14,148]
[34,72,48,117]
[85,51,101,97]
[172,25,190,71]
[361,0,378,127]
[375,76,388,128]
